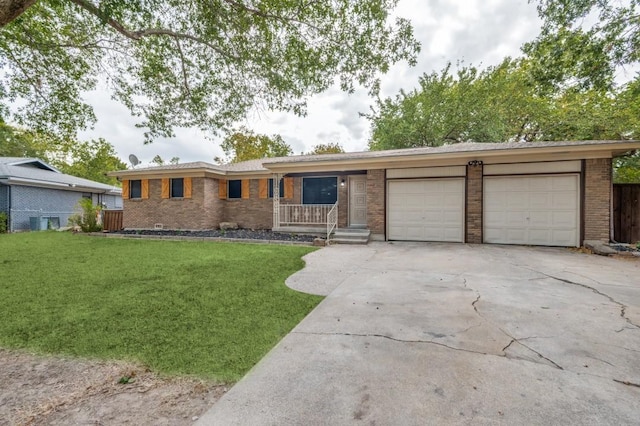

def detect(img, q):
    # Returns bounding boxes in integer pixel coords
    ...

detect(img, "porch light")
[468,160,483,167]
[340,179,346,187]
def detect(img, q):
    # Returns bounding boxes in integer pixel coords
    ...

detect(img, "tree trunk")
[0,0,37,27]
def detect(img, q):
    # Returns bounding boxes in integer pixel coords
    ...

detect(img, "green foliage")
[0,1,419,142]
[0,232,321,380]
[367,59,640,150]
[527,0,639,91]
[0,212,7,233]
[614,152,640,183]
[68,198,102,232]
[0,120,126,185]
[308,142,345,155]
[54,138,127,185]
[216,127,293,163]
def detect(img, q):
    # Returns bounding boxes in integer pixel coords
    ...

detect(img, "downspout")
[7,185,12,232]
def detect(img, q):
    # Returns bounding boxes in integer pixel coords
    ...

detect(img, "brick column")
[466,164,483,244]
[584,158,612,242]
[338,176,348,228]
[366,169,385,239]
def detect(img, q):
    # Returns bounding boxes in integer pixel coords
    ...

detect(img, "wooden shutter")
[284,177,294,199]
[219,179,227,199]
[184,177,192,199]
[141,179,149,199]
[122,179,129,200]
[161,178,170,199]
[259,179,268,199]
[242,179,250,199]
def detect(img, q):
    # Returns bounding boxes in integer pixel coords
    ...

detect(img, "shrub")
[68,198,102,232]
[0,212,7,233]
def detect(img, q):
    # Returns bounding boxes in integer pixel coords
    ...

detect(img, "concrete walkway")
[197,243,640,425]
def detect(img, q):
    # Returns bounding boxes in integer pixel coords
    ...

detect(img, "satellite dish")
[128,154,140,168]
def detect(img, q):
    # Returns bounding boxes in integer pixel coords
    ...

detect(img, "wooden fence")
[613,184,640,243]
[102,209,123,232]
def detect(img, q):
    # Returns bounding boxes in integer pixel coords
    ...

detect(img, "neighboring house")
[0,157,122,232]
[108,140,640,248]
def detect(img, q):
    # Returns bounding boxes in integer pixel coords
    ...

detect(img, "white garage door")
[484,175,580,247]
[387,178,465,242]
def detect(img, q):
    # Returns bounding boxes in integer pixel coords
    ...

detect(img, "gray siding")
[9,186,86,231]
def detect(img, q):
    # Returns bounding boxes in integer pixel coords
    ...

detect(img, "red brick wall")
[366,169,385,237]
[222,179,274,229]
[584,158,612,242]
[466,165,483,243]
[123,177,210,230]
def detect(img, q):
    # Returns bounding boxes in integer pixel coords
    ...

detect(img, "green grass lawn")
[0,232,322,381]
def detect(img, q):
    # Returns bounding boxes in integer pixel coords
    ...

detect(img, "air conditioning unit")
[154,223,164,230]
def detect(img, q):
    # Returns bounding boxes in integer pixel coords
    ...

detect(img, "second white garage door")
[484,174,580,247]
[387,178,465,242]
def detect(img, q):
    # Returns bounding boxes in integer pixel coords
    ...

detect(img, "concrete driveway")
[197,243,640,425]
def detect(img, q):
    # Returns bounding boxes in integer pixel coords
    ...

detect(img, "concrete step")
[331,229,370,245]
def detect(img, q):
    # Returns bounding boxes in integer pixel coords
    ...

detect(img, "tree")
[55,138,127,185]
[216,127,292,163]
[0,119,126,185]
[366,59,640,150]
[525,0,639,91]
[0,1,419,142]
[308,142,345,155]
[151,155,165,166]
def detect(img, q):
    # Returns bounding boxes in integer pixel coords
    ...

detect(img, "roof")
[0,157,121,194]
[109,140,640,178]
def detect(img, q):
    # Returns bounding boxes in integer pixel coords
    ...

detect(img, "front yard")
[0,232,322,382]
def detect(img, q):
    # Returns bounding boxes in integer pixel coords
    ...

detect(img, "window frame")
[268,178,285,198]
[228,179,242,199]
[170,178,184,198]
[129,179,142,199]
[302,176,338,205]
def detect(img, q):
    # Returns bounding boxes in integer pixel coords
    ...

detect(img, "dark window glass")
[130,180,142,199]
[268,178,285,198]
[228,180,242,199]
[302,177,337,204]
[171,178,184,198]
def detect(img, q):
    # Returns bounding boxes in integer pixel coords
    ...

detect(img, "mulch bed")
[114,229,318,243]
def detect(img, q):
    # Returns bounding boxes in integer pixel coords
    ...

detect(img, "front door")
[349,176,367,227]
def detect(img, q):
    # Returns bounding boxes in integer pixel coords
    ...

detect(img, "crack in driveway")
[536,272,640,330]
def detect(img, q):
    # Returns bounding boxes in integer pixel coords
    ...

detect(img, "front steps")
[330,228,371,245]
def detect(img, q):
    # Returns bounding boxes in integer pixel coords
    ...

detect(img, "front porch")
[270,173,370,243]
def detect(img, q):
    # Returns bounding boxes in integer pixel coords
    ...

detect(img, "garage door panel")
[484,175,579,247]
[388,178,464,242]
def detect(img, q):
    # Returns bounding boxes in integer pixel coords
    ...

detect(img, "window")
[228,180,242,199]
[171,178,184,198]
[130,180,142,199]
[268,178,285,198]
[302,177,337,204]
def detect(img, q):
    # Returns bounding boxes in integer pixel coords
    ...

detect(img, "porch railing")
[327,203,338,240]
[279,204,335,225]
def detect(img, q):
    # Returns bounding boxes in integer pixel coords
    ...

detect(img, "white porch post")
[272,173,282,229]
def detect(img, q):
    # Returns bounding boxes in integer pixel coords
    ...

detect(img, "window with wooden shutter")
[161,178,170,199]
[284,177,294,199]
[241,179,250,199]
[219,179,227,199]
[259,179,268,199]
[122,179,129,200]
[141,179,149,199]
[184,177,192,199]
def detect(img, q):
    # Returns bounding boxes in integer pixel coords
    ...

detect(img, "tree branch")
[68,0,238,60]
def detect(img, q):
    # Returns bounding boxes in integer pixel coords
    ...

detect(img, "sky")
[78,0,546,166]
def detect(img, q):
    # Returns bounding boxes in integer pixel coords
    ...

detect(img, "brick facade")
[584,158,612,242]
[366,169,385,238]
[465,164,483,244]
[223,179,274,229]
[124,177,211,230]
